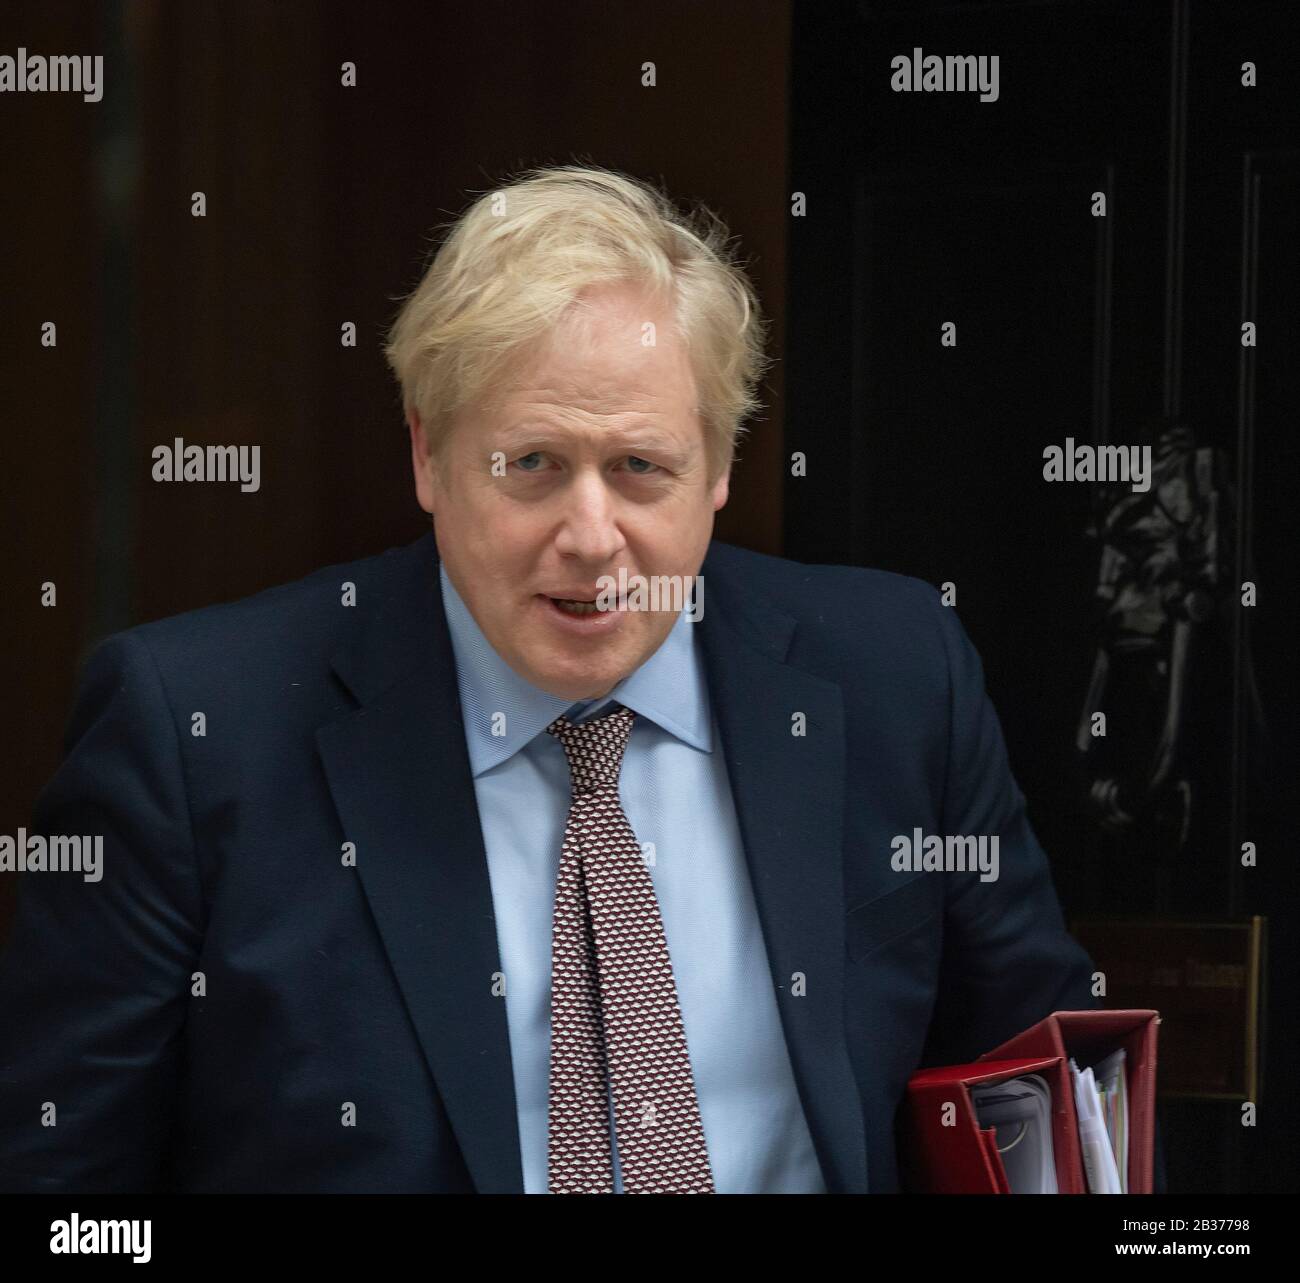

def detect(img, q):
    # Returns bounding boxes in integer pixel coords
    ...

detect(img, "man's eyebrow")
[494,425,695,463]
[617,434,693,464]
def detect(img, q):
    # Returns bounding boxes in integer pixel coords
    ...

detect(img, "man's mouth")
[549,597,603,616]
[539,591,626,622]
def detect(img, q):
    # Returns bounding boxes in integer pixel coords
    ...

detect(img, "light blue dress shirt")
[439,565,826,1193]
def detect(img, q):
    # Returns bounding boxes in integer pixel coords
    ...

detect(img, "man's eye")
[625,456,659,474]
[513,452,545,472]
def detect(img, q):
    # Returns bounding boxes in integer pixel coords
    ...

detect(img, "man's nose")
[553,471,626,563]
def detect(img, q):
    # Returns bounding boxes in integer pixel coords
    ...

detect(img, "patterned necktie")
[545,703,715,1194]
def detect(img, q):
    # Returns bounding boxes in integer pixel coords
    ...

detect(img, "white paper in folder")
[1070,1057,1124,1194]
[1092,1048,1129,1194]
[969,1073,1058,1194]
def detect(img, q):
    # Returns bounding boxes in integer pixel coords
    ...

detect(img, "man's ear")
[710,465,731,512]
[408,409,436,516]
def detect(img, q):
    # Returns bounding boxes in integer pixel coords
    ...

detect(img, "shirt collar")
[439,562,712,777]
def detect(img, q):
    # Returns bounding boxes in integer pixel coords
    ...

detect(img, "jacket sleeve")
[917,592,1099,1068]
[0,630,204,1192]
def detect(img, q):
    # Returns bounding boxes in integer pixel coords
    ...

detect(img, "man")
[0,165,1096,1194]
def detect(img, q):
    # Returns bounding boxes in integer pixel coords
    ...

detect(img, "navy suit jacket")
[0,533,1098,1193]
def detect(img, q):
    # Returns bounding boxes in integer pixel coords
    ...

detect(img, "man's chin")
[517,654,627,703]
[534,674,623,702]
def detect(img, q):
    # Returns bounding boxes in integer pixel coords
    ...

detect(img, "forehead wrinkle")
[504,376,675,417]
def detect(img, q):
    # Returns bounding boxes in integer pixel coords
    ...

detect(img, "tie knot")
[546,703,636,795]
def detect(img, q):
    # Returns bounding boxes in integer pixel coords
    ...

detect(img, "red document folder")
[900,1009,1159,1194]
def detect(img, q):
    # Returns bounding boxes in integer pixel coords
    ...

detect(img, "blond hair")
[383,164,770,481]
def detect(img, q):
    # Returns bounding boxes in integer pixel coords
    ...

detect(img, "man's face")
[409,281,730,701]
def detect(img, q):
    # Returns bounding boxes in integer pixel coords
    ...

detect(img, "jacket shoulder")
[704,540,972,699]
[705,539,946,623]
[103,535,433,680]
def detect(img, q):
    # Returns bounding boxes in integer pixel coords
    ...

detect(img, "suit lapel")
[315,535,524,1193]
[698,545,869,1193]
